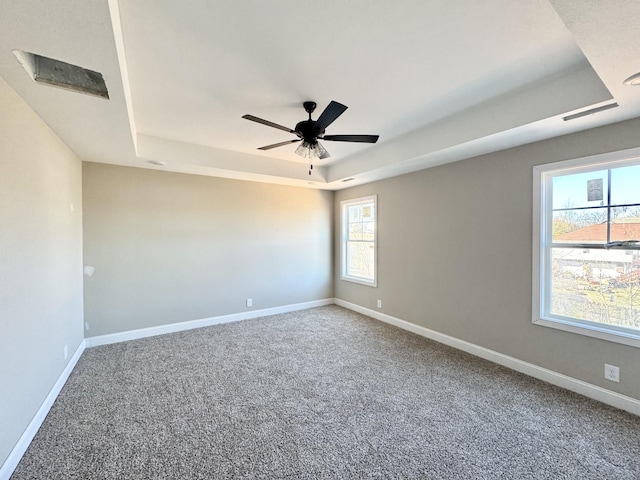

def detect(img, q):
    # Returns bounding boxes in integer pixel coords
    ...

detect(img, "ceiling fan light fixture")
[295,141,326,159]
[294,142,309,158]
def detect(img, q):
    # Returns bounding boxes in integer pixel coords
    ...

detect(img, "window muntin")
[534,150,640,347]
[341,195,377,286]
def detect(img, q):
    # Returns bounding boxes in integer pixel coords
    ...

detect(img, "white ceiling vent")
[13,50,109,99]
[562,103,618,121]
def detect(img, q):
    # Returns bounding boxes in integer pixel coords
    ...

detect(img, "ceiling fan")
[242,100,379,174]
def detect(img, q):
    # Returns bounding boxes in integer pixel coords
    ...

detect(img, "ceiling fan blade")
[323,134,379,143]
[314,101,348,133]
[257,139,301,150]
[242,114,295,134]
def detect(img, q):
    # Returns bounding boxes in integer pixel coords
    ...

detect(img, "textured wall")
[335,118,640,401]
[0,77,84,467]
[82,163,334,337]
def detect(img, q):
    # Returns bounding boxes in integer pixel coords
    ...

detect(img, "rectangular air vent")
[13,50,109,99]
[562,102,618,121]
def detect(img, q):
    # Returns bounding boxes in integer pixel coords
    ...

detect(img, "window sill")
[341,275,377,288]
[533,315,640,348]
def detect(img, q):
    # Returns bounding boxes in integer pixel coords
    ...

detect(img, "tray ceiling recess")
[1,1,640,189]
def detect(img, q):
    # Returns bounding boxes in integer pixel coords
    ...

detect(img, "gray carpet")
[11,305,640,479]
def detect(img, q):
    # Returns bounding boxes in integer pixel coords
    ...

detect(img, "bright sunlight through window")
[341,195,377,287]
[533,149,640,347]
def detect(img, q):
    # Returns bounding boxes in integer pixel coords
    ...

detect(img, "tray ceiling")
[2,0,640,189]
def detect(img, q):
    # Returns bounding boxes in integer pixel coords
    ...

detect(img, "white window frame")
[533,147,640,348]
[341,195,377,287]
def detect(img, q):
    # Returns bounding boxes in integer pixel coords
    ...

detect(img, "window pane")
[347,205,363,222]
[362,204,375,221]
[362,219,375,241]
[346,241,374,280]
[550,247,640,331]
[552,209,607,244]
[348,221,363,240]
[342,195,376,286]
[611,165,640,206]
[552,170,608,210]
[610,209,640,242]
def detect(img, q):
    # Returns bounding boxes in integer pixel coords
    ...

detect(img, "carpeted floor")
[11,305,640,479]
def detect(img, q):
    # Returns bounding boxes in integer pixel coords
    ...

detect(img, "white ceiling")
[2,0,640,190]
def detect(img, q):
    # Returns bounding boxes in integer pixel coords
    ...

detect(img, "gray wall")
[335,118,640,401]
[82,163,334,337]
[0,78,84,466]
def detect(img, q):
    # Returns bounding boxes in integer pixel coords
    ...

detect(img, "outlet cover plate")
[604,364,620,382]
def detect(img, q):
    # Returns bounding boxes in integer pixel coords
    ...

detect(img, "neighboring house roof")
[557,222,640,242]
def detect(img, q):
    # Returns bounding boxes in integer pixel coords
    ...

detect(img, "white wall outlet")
[85,322,90,331]
[604,364,620,383]
[246,298,253,307]
[64,345,68,360]
[377,299,382,308]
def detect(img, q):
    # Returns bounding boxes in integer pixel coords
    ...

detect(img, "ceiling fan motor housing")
[295,120,323,144]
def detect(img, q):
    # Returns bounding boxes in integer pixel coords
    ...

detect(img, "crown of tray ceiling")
[1,0,640,189]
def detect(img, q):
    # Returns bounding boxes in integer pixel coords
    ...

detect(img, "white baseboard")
[335,299,640,416]
[85,298,335,348]
[0,340,86,480]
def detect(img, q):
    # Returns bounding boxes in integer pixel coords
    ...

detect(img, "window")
[341,195,377,286]
[533,149,640,347]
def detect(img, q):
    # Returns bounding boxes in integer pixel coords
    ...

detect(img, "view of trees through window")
[549,165,640,331]
[550,248,640,330]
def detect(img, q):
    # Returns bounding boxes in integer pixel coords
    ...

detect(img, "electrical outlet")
[604,364,620,383]
[377,299,382,308]
[246,298,253,307]
[64,345,68,360]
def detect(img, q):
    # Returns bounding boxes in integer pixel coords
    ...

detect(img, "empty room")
[1,1,640,478]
